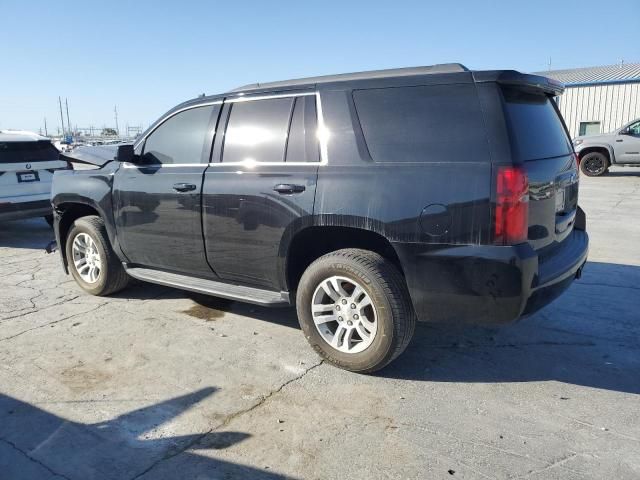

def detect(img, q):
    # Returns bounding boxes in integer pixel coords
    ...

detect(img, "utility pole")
[547,57,552,71]
[65,98,71,136]
[114,106,120,137]
[58,96,66,136]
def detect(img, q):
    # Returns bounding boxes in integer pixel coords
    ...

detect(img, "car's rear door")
[202,92,320,290]
[613,120,640,164]
[112,103,220,276]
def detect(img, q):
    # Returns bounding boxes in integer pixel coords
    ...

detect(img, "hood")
[59,144,131,167]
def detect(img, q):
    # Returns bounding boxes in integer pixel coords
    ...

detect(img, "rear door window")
[0,141,60,163]
[223,97,293,164]
[501,88,572,161]
[352,84,489,163]
[285,96,319,163]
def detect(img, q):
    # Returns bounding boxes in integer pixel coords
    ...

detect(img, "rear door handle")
[273,184,305,194]
[173,183,197,192]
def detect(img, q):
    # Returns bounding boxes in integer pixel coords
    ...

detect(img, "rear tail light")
[494,166,529,245]
[574,152,580,171]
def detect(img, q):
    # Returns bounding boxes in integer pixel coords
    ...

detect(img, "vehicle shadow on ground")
[0,387,293,480]
[379,261,640,395]
[186,293,300,329]
[604,170,640,177]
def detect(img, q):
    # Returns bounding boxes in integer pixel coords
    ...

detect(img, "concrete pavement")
[0,167,638,479]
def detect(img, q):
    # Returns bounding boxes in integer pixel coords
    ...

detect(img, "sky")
[1,0,638,134]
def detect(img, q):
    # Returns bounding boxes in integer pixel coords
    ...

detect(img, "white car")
[0,130,70,224]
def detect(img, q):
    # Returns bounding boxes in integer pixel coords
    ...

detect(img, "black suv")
[51,64,588,373]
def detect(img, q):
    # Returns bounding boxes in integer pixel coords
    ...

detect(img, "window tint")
[502,87,572,161]
[353,84,488,163]
[143,105,214,164]
[285,96,319,163]
[0,141,59,163]
[223,97,293,164]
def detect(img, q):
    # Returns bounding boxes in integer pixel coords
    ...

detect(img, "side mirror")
[619,128,630,135]
[116,144,135,163]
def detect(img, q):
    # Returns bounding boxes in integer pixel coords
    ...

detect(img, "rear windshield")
[0,140,60,163]
[353,84,489,163]
[502,88,572,161]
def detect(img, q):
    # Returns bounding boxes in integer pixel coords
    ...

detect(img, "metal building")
[534,63,640,138]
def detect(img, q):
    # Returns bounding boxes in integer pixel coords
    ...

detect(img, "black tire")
[580,152,609,177]
[296,248,416,373]
[65,215,129,296]
[44,214,54,228]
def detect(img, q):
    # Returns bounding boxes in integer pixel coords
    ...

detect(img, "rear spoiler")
[473,70,565,96]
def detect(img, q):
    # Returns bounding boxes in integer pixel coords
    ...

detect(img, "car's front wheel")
[65,215,129,296]
[580,152,609,176]
[296,249,415,373]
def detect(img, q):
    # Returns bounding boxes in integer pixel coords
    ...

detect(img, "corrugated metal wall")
[556,82,640,138]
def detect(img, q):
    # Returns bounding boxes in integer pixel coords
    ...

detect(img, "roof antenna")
[620,59,624,68]
[547,57,552,71]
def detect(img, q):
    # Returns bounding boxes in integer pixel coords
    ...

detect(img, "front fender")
[51,164,125,268]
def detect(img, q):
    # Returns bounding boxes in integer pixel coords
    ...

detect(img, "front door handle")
[616,139,623,142]
[173,183,197,192]
[273,184,305,194]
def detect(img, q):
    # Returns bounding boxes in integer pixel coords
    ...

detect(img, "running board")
[124,266,290,306]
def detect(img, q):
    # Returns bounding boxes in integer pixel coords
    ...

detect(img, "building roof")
[0,130,49,142]
[534,63,640,86]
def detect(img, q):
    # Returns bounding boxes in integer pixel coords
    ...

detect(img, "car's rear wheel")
[580,152,609,176]
[65,215,129,296]
[296,248,415,373]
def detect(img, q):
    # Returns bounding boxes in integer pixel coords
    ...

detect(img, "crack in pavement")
[0,302,108,342]
[129,360,324,480]
[0,437,72,480]
[0,295,81,321]
[512,452,581,479]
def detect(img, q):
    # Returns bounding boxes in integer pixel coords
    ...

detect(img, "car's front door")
[613,120,640,164]
[202,92,321,290]
[113,103,220,276]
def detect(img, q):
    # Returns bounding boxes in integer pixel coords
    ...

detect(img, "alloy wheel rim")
[311,276,378,354]
[72,233,102,284]
[585,157,605,174]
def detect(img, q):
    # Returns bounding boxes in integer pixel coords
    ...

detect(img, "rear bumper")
[393,212,589,325]
[0,199,52,222]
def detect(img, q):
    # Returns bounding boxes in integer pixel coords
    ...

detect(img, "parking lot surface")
[1,168,639,480]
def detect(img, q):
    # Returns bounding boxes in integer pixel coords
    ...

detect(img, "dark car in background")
[50,64,588,372]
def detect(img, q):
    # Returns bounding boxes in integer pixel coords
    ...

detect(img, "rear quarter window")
[501,88,572,161]
[352,84,489,163]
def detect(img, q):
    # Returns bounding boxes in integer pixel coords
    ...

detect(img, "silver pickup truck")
[574,118,640,176]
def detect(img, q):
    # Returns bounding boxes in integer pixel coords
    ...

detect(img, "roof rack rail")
[231,63,469,92]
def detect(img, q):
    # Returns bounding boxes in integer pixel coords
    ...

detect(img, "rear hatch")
[501,86,578,253]
[0,140,65,198]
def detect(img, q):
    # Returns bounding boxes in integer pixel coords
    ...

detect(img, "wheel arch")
[56,201,110,272]
[284,225,404,293]
[578,145,615,164]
